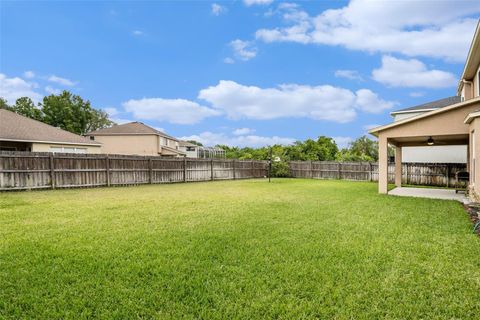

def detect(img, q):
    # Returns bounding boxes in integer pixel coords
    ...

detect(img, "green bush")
[271,161,291,177]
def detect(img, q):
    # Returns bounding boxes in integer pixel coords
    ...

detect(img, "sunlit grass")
[1,179,479,319]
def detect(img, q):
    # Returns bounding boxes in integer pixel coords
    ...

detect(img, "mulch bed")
[464,203,480,237]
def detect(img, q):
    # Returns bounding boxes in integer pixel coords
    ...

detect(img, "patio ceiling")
[388,134,469,147]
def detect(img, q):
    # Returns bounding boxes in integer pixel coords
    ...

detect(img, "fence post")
[49,153,55,189]
[338,162,342,180]
[446,164,450,188]
[406,163,409,185]
[369,162,373,181]
[183,157,187,182]
[310,161,313,179]
[148,158,153,184]
[211,159,214,181]
[105,155,110,187]
[251,160,254,178]
[233,159,236,180]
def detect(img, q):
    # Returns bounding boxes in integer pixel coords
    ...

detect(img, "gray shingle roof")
[87,122,178,141]
[0,109,101,145]
[391,96,461,114]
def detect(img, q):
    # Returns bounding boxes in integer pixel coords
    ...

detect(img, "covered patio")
[370,97,480,198]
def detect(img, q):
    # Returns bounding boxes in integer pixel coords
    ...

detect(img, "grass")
[1,179,479,319]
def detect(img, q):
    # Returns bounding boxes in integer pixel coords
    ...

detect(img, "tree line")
[216,135,380,162]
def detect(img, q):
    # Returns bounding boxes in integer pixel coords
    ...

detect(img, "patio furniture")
[455,171,469,193]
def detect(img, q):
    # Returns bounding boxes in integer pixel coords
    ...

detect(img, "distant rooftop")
[0,109,100,146]
[87,122,178,141]
[391,96,461,115]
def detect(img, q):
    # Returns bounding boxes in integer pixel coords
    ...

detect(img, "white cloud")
[372,55,457,88]
[122,97,220,124]
[0,73,42,104]
[230,39,257,61]
[332,136,353,149]
[180,131,294,148]
[255,0,480,62]
[409,91,425,98]
[233,127,256,135]
[132,30,144,36]
[211,3,227,16]
[23,71,35,79]
[244,0,273,6]
[198,80,395,123]
[334,69,363,81]
[47,75,76,86]
[355,89,397,113]
[45,86,61,95]
[223,57,235,64]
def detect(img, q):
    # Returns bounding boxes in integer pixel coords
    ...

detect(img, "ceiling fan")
[426,136,448,146]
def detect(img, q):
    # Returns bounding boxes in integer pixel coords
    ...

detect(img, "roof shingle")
[391,96,461,114]
[87,122,178,141]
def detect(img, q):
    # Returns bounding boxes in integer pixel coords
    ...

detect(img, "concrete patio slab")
[388,187,468,203]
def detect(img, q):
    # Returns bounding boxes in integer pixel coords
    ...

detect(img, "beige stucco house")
[0,109,101,153]
[370,20,480,198]
[86,122,186,157]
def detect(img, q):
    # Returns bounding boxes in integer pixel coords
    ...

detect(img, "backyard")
[1,179,479,319]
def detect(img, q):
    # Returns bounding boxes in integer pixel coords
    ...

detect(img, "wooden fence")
[0,151,268,191]
[289,161,467,187]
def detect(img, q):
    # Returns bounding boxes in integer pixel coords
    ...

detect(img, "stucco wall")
[91,135,159,156]
[469,118,480,197]
[381,101,480,139]
[32,143,101,154]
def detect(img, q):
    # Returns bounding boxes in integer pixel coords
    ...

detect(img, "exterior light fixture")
[427,136,434,146]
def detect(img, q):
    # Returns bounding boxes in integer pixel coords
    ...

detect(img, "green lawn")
[1,179,479,319]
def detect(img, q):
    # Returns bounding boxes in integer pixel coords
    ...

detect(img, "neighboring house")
[369,20,480,196]
[0,109,101,153]
[178,141,226,159]
[86,122,185,157]
[390,96,466,163]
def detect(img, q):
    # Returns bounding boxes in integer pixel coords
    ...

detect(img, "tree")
[13,97,43,121]
[348,136,378,161]
[187,140,203,146]
[0,98,13,111]
[41,91,113,135]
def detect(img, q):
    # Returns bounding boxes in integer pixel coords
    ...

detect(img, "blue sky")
[1,0,479,148]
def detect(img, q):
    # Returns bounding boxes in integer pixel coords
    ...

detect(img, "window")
[160,137,167,146]
[50,146,87,154]
[186,146,195,151]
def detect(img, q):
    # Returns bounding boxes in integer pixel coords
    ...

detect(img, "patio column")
[395,146,402,187]
[378,135,388,194]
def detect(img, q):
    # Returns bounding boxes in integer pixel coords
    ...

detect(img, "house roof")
[369,96,480,136]
[390,96,461,115]
[161,145,186,155]
[179,140,198,147]
[0,109,101,146]
[87,122,178,141]
[459,20,480,83]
